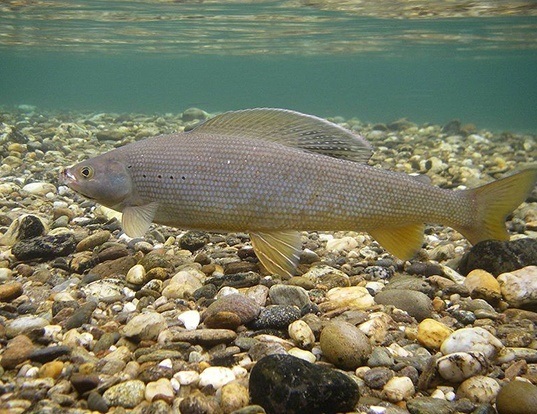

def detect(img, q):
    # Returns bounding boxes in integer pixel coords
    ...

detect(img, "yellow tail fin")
[458,168,537,244]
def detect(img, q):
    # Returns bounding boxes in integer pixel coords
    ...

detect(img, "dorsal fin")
[193,108,373,163]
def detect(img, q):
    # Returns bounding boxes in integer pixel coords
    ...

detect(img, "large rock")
[458,238,537,276]
[249,354,359,414]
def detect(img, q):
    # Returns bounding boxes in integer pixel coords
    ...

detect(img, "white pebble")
[325,236,358,252]
[288,320,315,349]
[231,365,248,378]
[457,375,500,404]
[440,327,504,359]
[174,370,200,385]
[123,302,137,313]
[497,266,537,307]
[198,366,235,389]
[145,378,174,402]
[437,351,488,382]
[382,376,415,402]
[158,358,173,369]
[178,310,200,330]
[126,264,147,285]
[22,182,56,195]
[288,347,316,363]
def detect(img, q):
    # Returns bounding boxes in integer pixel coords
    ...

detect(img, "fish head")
[60,155,133,209]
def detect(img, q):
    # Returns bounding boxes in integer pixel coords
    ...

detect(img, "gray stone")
[374,289,433,321]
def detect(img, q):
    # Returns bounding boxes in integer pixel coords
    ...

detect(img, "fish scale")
[61,108,537,277]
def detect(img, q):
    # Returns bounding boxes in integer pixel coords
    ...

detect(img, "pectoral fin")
[250,231,302,278]
[121,202,159,238]
[369,224,424,260]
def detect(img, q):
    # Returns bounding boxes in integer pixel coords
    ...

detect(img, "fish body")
[61,109,537,276]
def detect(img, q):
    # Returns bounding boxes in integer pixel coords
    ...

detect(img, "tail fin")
[458,168,537,244]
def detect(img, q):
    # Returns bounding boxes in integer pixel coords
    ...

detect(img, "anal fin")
[369,224,424,260]
[250,231,302,278]
[122,202,159,238]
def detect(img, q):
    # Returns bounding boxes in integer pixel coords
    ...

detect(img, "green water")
[1,1,537,132]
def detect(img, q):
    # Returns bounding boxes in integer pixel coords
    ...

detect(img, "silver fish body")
[61,109,537,276]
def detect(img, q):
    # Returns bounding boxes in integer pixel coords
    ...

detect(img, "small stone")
[249,354,359,414]
[0,334,35,369]
[75,230,111,252]
[406,396,455,414]
[5,316,49,338]
[382,376,415,402]
[325,236,358,252]
[63,301,97,330]
[22,182,56,195]
[302,264,350,288]
[29,345,71,363]
[0,281,23,301]
[121,311,167,341]
[437,351,489,382]
[287,347,316,363]
[70,373,100,394]
[288,319,315,349]
[464,269,501,303]
[179,390,222,414]
[440,327,504,359]
[103,379,146,408]
[81,278,125,301]
[12,233,77,261]
[221,381,249,413]
[497,266,537,309]
[125,264,148,285]
[374,289,433,321]
[496,380,537,414]
[179,230,210,251]
[456,375,500,404]
[417,318,453,350]
[0,214,46,245]
[199,366,236,389]
[320,320,371,370]
[38,360,64,379]
[363,367,394,389]
[162,269,205,299]
[250,305,301,330]
[90,255,137,279]
[182,107,209,122]
[145,378,175,402]
[320,286,375,311]
[171,329,237,346]
[87,391,109,413]
[268,284,311,308]
[178,310,201,330]
[203,294,260,329]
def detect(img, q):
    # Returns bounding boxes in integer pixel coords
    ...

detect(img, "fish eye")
[79,165,94,179]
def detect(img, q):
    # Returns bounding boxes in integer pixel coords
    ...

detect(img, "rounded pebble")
[320,320,372,370]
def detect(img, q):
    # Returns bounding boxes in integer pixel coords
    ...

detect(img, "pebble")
[382,376,415,402]
[125,263,148,285]
[288,319,315,349]
[374,289,433,321]
[250,305,301,330]
[12,233,77,261]
[268,284,311,308]
[417,318,452,350]
[199,366,236,389]
[302,264,350,288]
[220,381,250,413]
[497,266,537,308]
[38,360,64,379]
[0,334,35,369]
[22,182,56,195]
[145,378,175,402]
[162,269,204,299]
[325,236,358,251]
[5,315,49,338]
[496,380,537,414]
[436,351,489,382]
[103,379,146,408]
[320,286,375,311]
[0,214,46,245]
[406,396,455,414]
[29,345,71,363]
[203,293,261,329]
[464,268,502,303]
[178,309,201,330]
[249,354,359,414]
[121,311,167,341]
[0,281,23,301]
[172,329,237,346]
[75,230,111,251]
[320,320,372,370]
[456,375,500,404]
[440,327,504,359]
[87,391,109,413]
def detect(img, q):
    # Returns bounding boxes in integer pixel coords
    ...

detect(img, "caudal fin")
[458,168,537,244]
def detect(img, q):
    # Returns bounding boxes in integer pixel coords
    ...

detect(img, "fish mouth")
[59,168,75,186]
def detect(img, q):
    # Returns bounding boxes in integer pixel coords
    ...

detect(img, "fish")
[60,108,537,277]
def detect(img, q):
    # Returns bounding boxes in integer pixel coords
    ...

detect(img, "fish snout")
[59,167,75,186]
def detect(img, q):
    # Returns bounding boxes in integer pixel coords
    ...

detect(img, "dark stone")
[52,300,79,317]
[363,367,394,389]
[17,215,46,240]
[193,284,218,301]
[441,119,462,135]
[374,289,433,321]
[407,396,455,414]
[93,332,121,354]
[70,373,100,394]
[206,272,261,289]
[87,391,108,413]
[249,354,359,414]
[179,230,210,252]
[458,238,537,276]
[406,262,444,277]
[29,345,71,363]
[12,233,77,261]
[63,301,98,330]
[249,305,301,330]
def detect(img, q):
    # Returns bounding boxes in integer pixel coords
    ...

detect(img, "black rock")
[179,230,210,252]
[63,301,98,330]
[206,271,261,289]
[407,396,455,414]
[29,345,71,363]
[17,215,46,240]
[70,373,100,394]
[458,238,537,276]
[87,391,108,413]
[249,354,359,414]
[249,305,301,330]
[12,233,77,261]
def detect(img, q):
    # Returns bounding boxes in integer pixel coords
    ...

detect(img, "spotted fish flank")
[60,108,537,277]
